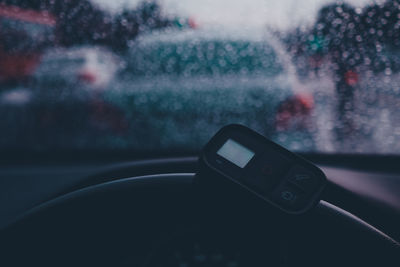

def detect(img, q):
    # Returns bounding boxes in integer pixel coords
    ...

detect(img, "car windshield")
[1,0,399,156]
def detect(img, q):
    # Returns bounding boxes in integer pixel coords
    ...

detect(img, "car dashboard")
[0,154,399,266]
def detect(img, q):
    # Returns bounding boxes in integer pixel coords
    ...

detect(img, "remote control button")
[257,152,291,186]
[272,182,305,211]
[286,165,319,193]
[243,152,291,193]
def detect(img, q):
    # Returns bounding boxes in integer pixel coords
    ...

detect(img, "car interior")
[1,152,399,266]
[1,0,400,266]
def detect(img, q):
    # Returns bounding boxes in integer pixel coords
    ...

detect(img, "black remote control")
[195,124,327,214]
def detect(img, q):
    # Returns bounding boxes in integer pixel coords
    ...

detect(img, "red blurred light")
[188,17,198,29]
[78,71,96,84]
[275,93,314,131]
[344,70,359,86]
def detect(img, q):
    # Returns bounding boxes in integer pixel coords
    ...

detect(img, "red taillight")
[344,70,359,86]
[275,93,314,131]
[0,52,41,79]
[188,17,198,29]
[78,70,96,84]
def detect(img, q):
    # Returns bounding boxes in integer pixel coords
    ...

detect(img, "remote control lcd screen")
[217,139,255,168]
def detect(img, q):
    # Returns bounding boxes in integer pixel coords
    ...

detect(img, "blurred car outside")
[33,46,121,90]
[103,27,320,150]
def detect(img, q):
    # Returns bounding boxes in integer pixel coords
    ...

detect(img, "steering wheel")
[0,171,399,267]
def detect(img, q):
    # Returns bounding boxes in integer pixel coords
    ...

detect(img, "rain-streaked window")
[1,0,399,154]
